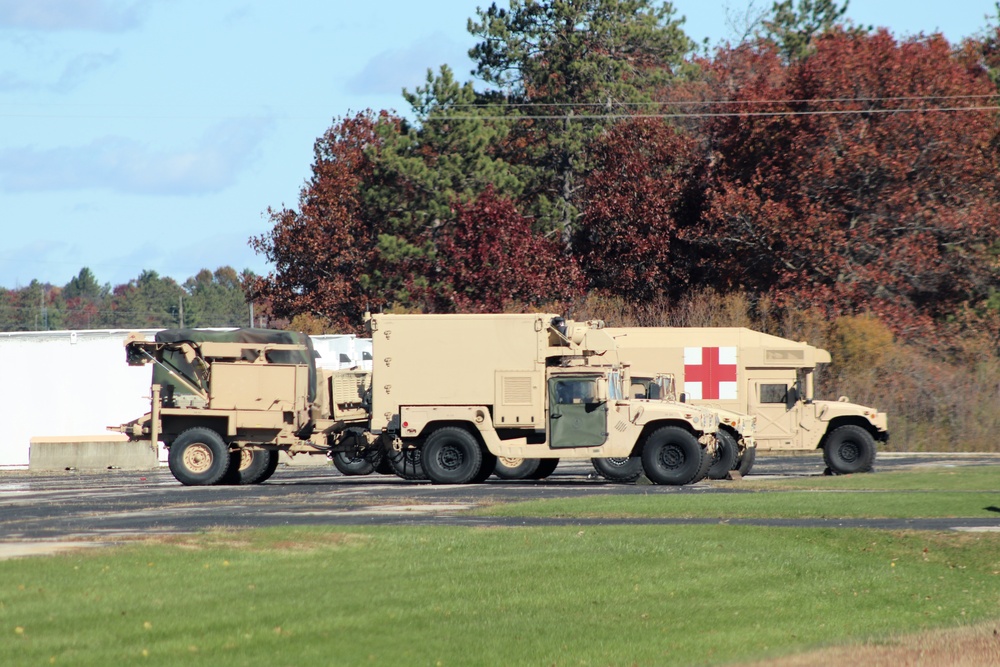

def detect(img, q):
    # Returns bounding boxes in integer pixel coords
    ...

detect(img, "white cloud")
[0,117,276,195]
[346,31,474,96]
[0,51,117,92]
[0,0,150,32]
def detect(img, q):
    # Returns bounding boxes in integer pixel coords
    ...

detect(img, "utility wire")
[438,93,1000,108]
[424,105,1000,120]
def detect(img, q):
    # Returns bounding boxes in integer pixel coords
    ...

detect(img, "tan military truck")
[365,313,720,486]
[604,327,889,475]
[111,328,370,485]
[113,318,721,487]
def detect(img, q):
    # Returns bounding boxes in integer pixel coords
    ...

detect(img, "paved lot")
[1,452,998,558]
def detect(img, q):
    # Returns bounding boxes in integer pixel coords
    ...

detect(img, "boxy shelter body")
[605,327,888,474]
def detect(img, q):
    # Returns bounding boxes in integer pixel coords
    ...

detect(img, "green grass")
[3,526,1000,667]
[747,465,1000,491]
[474,466,1000,520]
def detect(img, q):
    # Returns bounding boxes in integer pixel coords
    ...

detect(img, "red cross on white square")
[684,346,738,400]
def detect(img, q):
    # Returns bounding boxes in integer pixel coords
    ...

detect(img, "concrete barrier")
[29,436,159,471]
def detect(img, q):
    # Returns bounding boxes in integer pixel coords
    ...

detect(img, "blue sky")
[0,0,996,290]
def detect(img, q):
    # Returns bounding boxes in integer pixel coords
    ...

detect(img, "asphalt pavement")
[0,452,998,559]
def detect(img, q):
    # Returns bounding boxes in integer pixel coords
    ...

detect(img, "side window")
[760,383,789,404]
[555,379,598,404]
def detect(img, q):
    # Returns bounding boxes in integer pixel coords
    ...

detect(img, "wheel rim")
[839,442,860,463]
[658,444,684,470]
[437,445,464,472]
[606,457,630,468]
[183,443,213,474]
[239,449,253,472]
[498,457,523,468]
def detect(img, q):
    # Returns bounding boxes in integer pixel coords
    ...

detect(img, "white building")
[311,334,373,371]
[0,330,159,468]
[0,329,373,468]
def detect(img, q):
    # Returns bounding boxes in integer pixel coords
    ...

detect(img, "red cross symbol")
[684,347,738,400]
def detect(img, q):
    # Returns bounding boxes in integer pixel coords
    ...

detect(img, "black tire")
[168,427,231,486]
[736,445,756,476]
[238,449,280,484]
[331,429,379,476]
[422,427,484,484]
[707,430,739,480]
[219,448,280,485]
[332,451,375,476]
[493,457,541,480]
[387,446,427,481]
[529,458,559,480]
[217,449,244,485]
[249,449,280,484]
[823,425,876,474]
[690,442,714,483]
[374,454,394,475]
[592,456,642,482]
[472,450,497,483]
[640,426,704,486]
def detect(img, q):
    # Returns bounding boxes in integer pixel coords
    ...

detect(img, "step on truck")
[604,327,889,474]
[112,316,721,486]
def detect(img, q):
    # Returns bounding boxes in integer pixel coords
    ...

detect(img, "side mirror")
[678,392,687,403]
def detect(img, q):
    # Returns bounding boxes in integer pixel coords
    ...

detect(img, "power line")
[424,105,1000,120]
[438,93,1000,108]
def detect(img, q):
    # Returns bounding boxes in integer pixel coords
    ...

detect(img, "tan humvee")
[366,313,720,485]
[628,372,757,479]
[604,327,889,474]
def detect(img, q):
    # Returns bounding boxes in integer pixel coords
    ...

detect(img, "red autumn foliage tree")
[248,112,400,333]
[698,29,1000,336]
[428,187,583,312]
[574,117,705,301]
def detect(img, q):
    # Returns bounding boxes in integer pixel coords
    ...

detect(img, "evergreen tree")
[468,0,696,246]
[183,267,251,327]
[108,270,186,329]
[760,0,852,60]
[368,66,527,301]
[63,267,109,329]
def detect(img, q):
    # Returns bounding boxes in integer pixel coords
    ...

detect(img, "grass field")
[475,465,1000,520]
[2,466,998,666]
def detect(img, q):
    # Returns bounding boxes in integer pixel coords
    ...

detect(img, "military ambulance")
[604,327,888,475]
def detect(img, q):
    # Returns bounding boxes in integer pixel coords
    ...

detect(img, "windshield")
[653,374,676,401]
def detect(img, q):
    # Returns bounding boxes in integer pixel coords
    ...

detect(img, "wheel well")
[630,420,698,456]
[719,424,739,438]
[413,421,484,447]
[161,417,228,446]
[817,417,878,450]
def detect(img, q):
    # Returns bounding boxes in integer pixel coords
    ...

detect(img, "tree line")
[7,1,1000,451]
[248,0,1000,353]
[0,267,253,332]
[243,0,1000,452]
